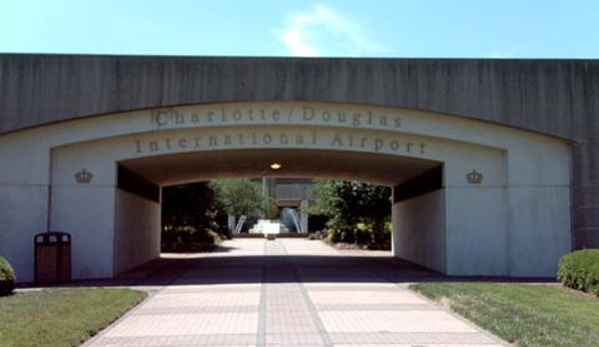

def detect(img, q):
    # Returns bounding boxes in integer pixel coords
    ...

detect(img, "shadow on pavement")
[25,246,556,289]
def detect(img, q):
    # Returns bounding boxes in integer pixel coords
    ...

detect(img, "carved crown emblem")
[75,169,93,184]
[466,170,483,184]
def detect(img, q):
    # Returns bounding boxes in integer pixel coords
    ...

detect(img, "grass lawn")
[0,288,147,347]
[410,282,599,347]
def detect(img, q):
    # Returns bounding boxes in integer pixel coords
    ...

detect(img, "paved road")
[84,239,507,347]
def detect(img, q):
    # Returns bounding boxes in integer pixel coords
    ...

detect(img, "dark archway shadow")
[32,246,557,289]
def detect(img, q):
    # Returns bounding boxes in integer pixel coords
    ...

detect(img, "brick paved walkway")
[83,239,508,347]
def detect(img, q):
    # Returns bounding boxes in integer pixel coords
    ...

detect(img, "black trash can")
[34,232,71,284]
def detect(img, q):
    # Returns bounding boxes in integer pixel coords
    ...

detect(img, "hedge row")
[0,256,16,296]
[557,249,599,296]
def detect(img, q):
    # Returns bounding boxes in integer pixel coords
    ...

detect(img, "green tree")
[309,180,391,245]
[209,179,275,218]
[161,182,215,228]
[161,182,224,248]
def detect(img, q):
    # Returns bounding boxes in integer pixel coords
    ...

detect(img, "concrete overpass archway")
[0,101,571,281]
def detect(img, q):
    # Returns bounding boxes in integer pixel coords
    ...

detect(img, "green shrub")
[0,256,16,296]
[161,225,225,253]
[557,249,599,295]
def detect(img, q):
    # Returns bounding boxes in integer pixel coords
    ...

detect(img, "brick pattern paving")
[84,239,507,347]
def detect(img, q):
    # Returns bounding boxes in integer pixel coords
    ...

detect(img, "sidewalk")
[82,238,508,347]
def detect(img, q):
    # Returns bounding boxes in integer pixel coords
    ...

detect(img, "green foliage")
[307,231,324,240]
[305,179,339,217]
[161,179,274,251]
[161,228,222,252]
[161,182,228,251]
[210,179,275,217]
[0,288,146,347]
[0,256,16,296]
[309,180,391,245]
[557,249,599,295]
[162,182,216,230]
[410,282,599,347]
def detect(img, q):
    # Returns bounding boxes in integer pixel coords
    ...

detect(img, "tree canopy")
[308,180,391,245]
[161,182,215,228]
[209,178,275,218]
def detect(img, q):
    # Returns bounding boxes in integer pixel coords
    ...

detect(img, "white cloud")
[278,5,382,57]
[489,44,529,59]
[489,49,516,59]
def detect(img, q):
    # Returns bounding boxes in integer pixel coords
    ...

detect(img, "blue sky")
[0,0,597,58]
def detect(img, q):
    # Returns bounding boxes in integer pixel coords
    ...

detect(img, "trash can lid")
[35,231,70,244]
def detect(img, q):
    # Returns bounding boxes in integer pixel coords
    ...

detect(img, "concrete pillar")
[227,214,236,232]
[390,190,396,256]
[392,189,446,274]
[0,186,49,282]
[51,184,117,279]
[300,199,309,233]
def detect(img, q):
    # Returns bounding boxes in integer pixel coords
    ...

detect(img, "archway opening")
[0,101,571,282]
[114,148,444,276]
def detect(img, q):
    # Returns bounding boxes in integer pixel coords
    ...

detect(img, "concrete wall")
[0,55,595,141]
[0,55,596,249]
[445,187,508,276]
[392,190,446,273]
[0,101,573,280]
[50,185,116,279]
[0,127,52,282]
[0,186,48,282]
[507,187,572,276]
[50,145,118,280]
[113,189,161,275]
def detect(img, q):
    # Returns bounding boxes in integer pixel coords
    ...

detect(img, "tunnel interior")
[113,148,445,276]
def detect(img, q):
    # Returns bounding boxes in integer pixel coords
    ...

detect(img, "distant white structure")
[233,215,247,234]
[249,219,284,236]
[258,177,315,233]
